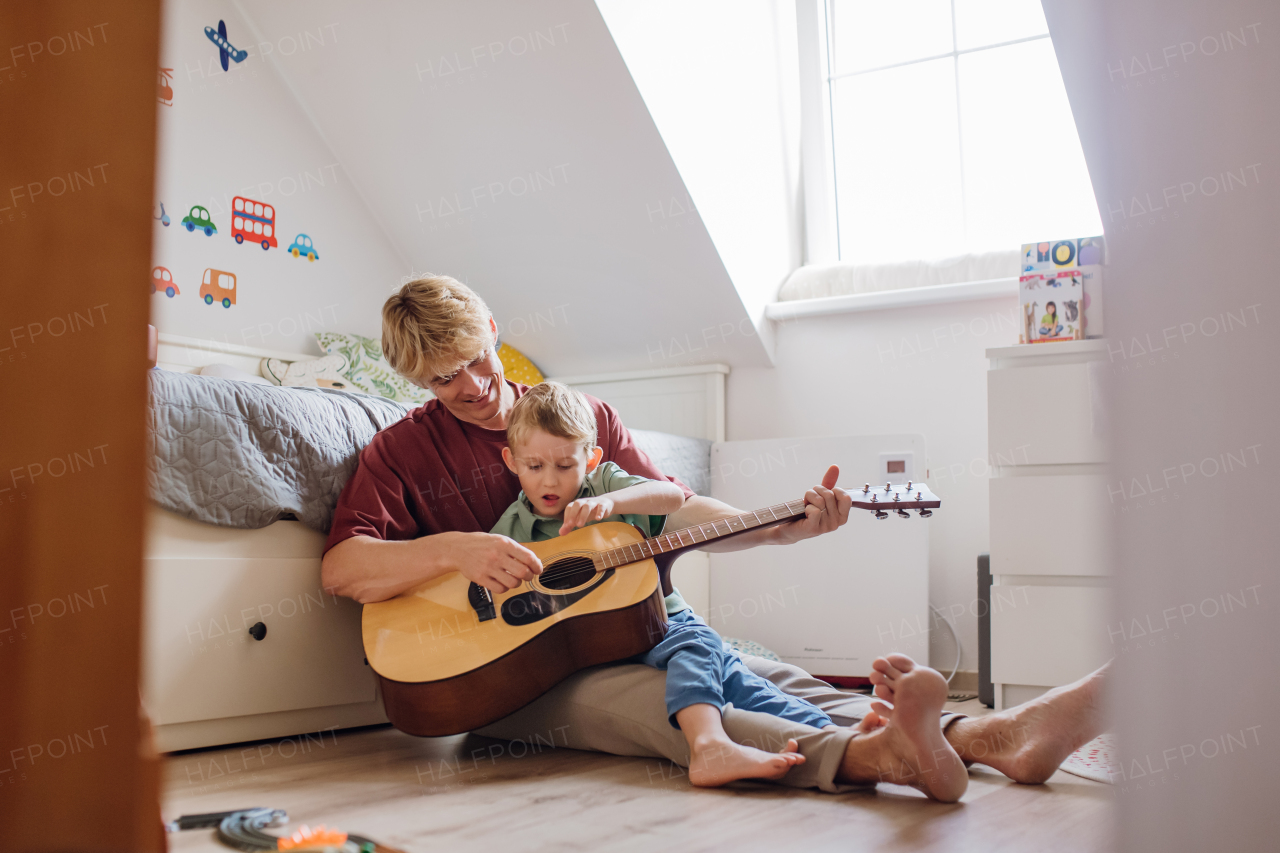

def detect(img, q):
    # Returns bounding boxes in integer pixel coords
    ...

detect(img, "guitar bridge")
[468,582,497,622]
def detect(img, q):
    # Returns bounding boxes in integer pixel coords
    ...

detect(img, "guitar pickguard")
[500,569,615,626]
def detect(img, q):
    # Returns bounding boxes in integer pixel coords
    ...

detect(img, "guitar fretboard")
[596,498,808,570]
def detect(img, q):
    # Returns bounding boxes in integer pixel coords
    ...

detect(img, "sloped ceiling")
[230,0,771,375]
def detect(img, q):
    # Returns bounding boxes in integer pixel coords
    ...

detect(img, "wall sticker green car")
[182,205,217,236]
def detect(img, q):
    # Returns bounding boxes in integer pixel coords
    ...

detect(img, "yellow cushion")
[497,342,544,386]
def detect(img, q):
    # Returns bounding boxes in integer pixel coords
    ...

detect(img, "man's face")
[426,333,506,427]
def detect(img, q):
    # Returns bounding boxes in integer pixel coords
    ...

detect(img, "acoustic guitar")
[362,481,941,736]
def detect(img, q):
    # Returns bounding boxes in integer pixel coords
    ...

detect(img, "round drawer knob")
[248,622,267,641]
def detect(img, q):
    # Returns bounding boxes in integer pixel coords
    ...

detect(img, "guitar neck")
[596,499,808,570]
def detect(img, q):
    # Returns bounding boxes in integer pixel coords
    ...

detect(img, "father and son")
[322,275,1107,802]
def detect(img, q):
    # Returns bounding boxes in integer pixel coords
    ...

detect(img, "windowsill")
[764,276,1019,321]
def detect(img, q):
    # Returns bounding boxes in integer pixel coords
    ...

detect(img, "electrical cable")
[928,603,962,684]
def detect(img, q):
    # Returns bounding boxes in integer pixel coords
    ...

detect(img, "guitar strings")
[533,499,808,584]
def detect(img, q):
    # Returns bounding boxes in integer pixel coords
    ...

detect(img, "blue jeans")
[637,609,835,730]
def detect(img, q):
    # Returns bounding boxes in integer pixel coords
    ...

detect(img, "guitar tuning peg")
[871,494,877,502]
[874,510,888,520]
[893,492,899,502]
[918,509,932,518]
[884,482,891,492]
[906,480,912,490]
[916,491,922,500]
[863,483,870,493]
[896,509,910,518]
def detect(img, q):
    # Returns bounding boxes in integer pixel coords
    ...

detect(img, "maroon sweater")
[324,381,693,553]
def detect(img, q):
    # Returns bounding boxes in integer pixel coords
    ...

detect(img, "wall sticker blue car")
[287,233,319,262]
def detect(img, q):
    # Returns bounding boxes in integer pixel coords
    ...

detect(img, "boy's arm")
[560,481,685,534]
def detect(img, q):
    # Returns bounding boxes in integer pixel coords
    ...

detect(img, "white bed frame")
[146,333,727,751]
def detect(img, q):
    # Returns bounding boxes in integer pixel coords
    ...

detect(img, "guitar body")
[362,521,667,737]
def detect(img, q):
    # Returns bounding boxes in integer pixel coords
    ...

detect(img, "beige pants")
[476,655,962,793]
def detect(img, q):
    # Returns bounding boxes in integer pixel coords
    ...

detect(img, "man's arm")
[322,531,543,604]
[666,465,853,552]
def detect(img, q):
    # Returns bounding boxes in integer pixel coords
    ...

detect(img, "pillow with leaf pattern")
[314,331,433,404]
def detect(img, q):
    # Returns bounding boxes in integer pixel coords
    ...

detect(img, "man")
[323,275,1107,796]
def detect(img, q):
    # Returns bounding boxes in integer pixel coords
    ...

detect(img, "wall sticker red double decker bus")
[231,196,278,250]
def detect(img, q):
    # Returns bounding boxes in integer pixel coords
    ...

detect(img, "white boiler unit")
[707,434,930,678]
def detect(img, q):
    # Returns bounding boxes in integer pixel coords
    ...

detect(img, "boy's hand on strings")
[560,496,615,535]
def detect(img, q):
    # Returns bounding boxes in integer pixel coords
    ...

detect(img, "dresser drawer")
[143,557,375,726]
[990,475,1109,576]
[988,362,1105,465]
[990,584,1111,687]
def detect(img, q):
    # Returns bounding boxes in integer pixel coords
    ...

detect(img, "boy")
[491,382,840,787]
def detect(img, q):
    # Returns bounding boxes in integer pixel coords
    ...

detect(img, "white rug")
[1057,733,1118,783]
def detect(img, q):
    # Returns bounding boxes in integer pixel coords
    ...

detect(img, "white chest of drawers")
[986,340,1113,709]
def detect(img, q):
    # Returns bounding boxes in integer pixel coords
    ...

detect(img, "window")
[219,274,234,290]
[810,0,1101,265]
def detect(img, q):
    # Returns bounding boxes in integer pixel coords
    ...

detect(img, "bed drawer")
[990,583,1111,687]
[990,474,1109,576]
[143,557,376,726]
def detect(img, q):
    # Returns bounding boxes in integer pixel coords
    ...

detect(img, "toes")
[870,700,895,720]
[856,710,885,733]
[874,683,894,702]
[885,653,916,672]
[871,657,899,679]
[781,738,800,754]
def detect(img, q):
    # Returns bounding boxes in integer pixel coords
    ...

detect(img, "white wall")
[1045,1,1278,849]
[727,296,1022,672]
[596,0,804,352]
[228,0,772,376]
[151,0,405,354]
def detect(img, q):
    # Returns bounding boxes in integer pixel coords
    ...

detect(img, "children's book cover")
[1020,236,1105,339]
[1020,270,1085,344]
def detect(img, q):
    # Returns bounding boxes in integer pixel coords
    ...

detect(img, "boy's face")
[502,429,603,518]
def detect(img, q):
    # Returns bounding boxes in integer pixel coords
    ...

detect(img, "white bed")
[145,333,727,751]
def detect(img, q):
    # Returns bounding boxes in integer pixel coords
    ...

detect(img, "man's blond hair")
[381,275,492,383]
[506,382,597,453]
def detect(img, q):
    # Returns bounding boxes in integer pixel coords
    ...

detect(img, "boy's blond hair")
[381,275,492,383]
[506,382,597,453]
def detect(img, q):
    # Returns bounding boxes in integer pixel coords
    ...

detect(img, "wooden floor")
[162,699,1112,853]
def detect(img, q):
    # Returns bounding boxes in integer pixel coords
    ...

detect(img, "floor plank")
[162,699,1112,853]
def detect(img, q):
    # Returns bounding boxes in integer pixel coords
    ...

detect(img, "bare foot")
[948,662,1109,784]
[837,655,968,802]
[688,736,805,788]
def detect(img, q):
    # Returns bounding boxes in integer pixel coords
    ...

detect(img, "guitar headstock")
[849,481,940,519]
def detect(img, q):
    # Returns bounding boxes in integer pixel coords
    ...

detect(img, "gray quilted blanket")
[148,370,712,533]
[148,369,413,531]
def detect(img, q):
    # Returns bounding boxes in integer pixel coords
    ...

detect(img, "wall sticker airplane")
[204,20,247,71]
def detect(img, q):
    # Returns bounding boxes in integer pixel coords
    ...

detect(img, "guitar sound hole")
[540,556,598,590]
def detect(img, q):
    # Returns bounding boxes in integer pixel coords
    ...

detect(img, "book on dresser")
[1019,236,1105,342]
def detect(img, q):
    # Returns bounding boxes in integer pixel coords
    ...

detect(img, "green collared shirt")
[489,461,690,615]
